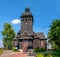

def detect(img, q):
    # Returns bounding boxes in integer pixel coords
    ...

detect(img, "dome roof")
[25,7,30,12]
[21,7,33,17]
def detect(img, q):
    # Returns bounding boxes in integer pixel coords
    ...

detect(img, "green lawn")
[0,48,5,55]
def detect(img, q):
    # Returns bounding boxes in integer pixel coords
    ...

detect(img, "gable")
[20,31,32,39]
[22,31,30,37]
[18,31,34,39]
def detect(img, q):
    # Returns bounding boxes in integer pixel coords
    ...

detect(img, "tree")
[2,23,16,49]
[48,19,60,49]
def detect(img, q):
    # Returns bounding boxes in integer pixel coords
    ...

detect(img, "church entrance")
[22,41,29,52]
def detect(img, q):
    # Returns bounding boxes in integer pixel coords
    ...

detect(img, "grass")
[12,47,20,52]
[0,48,5,55]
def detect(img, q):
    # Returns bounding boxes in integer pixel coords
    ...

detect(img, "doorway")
[22,41,29,52]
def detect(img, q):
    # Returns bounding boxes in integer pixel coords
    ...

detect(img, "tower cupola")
[20,8,33,22]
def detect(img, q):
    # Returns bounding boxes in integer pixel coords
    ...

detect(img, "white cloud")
[0,40,4,48]
[11,19,21,24]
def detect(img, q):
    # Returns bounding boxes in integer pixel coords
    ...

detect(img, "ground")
[0,50,34,57]
[0,48,5,55]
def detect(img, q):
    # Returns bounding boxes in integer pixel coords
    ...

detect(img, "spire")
[25,7,30,12]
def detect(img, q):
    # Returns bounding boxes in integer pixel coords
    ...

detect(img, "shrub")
[36,53,44,57]
[12,47,19,52]
[35,50,60,57]
[34,47,47,52]
[46,54,52,57]
[52,50,60,56]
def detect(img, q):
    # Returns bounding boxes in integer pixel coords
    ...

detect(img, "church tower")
[20,8,33,34]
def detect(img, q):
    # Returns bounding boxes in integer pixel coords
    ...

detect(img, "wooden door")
[22,41,28,52]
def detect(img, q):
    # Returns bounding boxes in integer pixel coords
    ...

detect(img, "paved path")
[0,50,27,57]
[0,50,35,57]
[9,53,27,57]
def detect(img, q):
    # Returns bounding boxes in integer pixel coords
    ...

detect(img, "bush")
[12,47,19,52]
[35,49,60,57]
[45,48,60,57]
[52,48,60,57]
[46,54,52,57]
[36,53,44,57]
[34,47,47,52]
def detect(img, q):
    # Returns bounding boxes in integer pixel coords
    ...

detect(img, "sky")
[0,0,60,48]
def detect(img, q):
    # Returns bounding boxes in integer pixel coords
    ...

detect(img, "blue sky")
[0,0,60,48]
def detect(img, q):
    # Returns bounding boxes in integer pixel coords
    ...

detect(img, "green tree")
[48,19,60,49]
[2,23,16,49]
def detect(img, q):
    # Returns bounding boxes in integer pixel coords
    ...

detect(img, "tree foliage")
[34,47,47,52]
[48,19,60,48]
[2,23,16,49]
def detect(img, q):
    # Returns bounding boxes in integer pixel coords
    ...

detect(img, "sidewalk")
[0,50,35,57]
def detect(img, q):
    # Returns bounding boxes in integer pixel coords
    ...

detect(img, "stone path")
[0,50,35,57]
[0,50,27,57]
[9,53,27,57]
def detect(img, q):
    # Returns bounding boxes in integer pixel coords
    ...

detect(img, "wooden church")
[13,8,47,52]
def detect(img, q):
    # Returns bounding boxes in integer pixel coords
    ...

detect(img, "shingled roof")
[36,32,47,39]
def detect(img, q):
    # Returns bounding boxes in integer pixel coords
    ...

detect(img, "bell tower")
[20,8,33,34]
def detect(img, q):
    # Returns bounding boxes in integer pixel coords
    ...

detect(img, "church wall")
[33,39,40,49]
[40,40,47,48]
[13,40,18,47]
[21,21,33,34]
[19,41,22,49]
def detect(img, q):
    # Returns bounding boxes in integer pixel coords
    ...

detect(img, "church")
[13,8,47,52]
